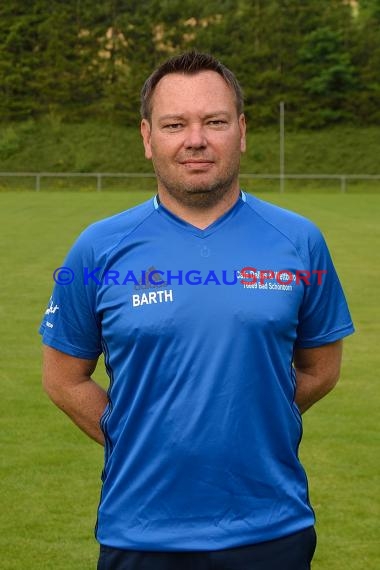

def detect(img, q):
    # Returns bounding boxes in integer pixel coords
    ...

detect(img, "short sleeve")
[295,228,354,348]
[39,231,102,359]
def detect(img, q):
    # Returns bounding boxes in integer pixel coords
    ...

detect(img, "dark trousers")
[97,526,317,570]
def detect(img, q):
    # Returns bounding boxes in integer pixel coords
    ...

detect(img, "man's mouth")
[179,160,214,168]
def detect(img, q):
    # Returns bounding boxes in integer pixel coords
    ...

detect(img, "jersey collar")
[153,191,246,238]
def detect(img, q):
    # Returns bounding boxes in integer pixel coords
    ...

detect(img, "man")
[41,52,354,570]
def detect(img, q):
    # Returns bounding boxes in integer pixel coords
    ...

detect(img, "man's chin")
[157,172,239,208]
[180,185,232,208]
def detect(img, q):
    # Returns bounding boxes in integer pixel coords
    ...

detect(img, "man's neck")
[157,187,241,230]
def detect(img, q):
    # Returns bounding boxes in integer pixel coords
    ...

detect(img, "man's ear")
[239,114,246,153]
[140,119,152,160]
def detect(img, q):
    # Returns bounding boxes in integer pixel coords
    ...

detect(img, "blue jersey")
[40,192,354,551]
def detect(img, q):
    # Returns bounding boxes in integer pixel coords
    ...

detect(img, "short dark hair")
[140,51,244,121]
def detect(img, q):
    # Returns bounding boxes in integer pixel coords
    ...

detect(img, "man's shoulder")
[243,193,322,244]
[75,197,156,250]
[63,197,156,265]
[88,197,155,234]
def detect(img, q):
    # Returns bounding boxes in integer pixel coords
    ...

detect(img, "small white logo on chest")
[132,289,174,307]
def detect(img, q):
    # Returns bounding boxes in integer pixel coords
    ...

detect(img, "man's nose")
[183,124,207,149]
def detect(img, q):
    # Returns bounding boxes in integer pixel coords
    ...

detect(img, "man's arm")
[293,340,343,414]
[42,345,108,445]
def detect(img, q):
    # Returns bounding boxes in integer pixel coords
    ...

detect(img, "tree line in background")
[0,0,379,128]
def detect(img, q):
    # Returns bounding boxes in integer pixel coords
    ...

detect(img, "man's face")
[141,71,246,208]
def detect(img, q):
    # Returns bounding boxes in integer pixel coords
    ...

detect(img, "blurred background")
[0,0,379,191]
[0,2,379,570]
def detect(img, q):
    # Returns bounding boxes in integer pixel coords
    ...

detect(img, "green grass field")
[0,191,379,569]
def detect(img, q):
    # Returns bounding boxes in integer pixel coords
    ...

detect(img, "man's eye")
[163,123,183,130]
[208,120,228,126]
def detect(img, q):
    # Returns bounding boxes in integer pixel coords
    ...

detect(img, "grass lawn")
[0,190,378,569]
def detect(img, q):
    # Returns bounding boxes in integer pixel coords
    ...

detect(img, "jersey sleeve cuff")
[40,335,102,360]
[295,323,355,349]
